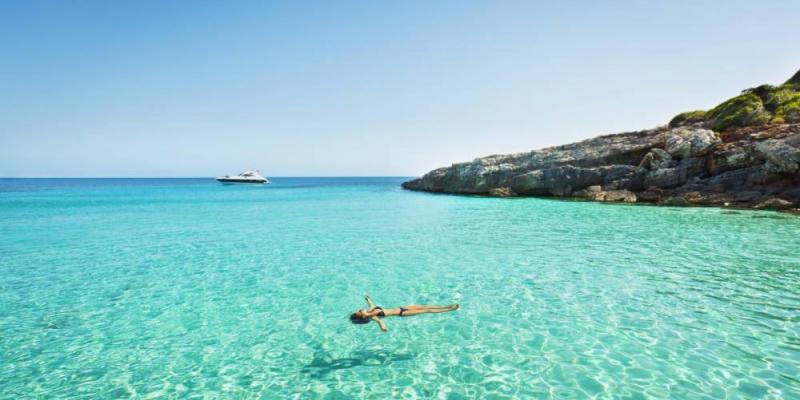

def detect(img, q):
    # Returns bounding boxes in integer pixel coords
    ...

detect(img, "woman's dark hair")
[350,312,371,324]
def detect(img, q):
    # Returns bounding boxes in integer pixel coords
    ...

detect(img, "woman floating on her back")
[350,295,459,332]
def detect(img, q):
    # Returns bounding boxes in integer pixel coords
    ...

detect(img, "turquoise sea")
[1,177,799,399]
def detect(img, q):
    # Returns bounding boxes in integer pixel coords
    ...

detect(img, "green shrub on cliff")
[704,92,771,131]
[762,86,798,110]
[772,93,800,123]
[754,84,800,124]
[742,83,796,104]
[743,84,777,100]
[669,110,706,127]
[697,69,800,130]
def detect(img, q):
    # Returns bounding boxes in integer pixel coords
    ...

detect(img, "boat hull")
[216,178,269,184]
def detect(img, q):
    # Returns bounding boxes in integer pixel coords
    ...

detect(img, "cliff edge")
[402,70,800,210]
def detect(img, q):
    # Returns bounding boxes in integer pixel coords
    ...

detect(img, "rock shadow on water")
[302,346,414,378]
[750,213,791,220]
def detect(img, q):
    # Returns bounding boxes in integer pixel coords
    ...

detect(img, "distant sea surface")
[1,178,798,399]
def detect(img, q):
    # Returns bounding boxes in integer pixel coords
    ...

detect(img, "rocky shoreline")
[402,72,800,212]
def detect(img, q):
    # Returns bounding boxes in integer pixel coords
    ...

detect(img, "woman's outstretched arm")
[365,294,376,310]
[371,316,388,332]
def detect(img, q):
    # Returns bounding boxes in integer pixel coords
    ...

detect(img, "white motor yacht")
[216,170,270,184]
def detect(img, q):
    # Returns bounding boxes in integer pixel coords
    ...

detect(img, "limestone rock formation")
[402,70,800,211]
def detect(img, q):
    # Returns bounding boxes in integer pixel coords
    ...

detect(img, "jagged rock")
[735,190,762,202]
[644,167,687,188]
[602,165,640,182]
[403,128,666,194]
[679,157,707,177]
[506,165,642,196]
[488,187,516,197]
[402,123,799,211]
[573,185,604,200]
[639,148,674,170]
[753,198,795,210]
[665,128,721,159]
[601,190,637,202]
[782,188,800,200]
[695,192,735,205]
[703,167,762,190]
[573,187,636,202]
[755,134,800,174]
[636,187,663,202]
[604,177,639,191]
[681,191,709,204]
[602,181,620,190]
[666,135,692,159]
[708,144,753,175]
[403,71,800,211]
[662,190,734,206]
[613,179,632,191]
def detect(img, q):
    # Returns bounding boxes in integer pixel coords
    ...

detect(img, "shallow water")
[1,178,799,399]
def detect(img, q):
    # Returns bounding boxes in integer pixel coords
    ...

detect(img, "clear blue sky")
[1,0,798,177]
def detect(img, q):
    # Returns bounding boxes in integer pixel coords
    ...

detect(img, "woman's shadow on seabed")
[301,344,415,378]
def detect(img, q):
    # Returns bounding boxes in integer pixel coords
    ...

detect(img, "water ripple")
[1,178,799,398]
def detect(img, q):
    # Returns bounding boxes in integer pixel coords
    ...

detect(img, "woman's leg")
[400,304,459,316]
[405,304,458,310]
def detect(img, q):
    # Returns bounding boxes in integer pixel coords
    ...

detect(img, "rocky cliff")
[402,71,800,211]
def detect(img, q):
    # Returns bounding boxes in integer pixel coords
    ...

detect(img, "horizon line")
[0,176,417,179]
